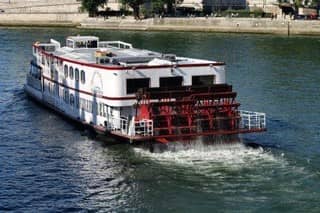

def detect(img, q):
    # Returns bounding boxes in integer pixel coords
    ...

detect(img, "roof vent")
[163,54,176,62]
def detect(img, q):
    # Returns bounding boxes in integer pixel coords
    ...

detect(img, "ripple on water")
[135,142,285,169]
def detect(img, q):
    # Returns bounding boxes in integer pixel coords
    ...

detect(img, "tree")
[151,0,176,16]
[81,0,106,17]
[163,0,175,15]
[152,0,164,15]
[121,0,145,18]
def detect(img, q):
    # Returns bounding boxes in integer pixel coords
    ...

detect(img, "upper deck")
[33,35,227,106]
[33,35,224,69]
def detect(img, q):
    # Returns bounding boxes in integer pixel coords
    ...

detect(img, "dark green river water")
[1,28,320,212]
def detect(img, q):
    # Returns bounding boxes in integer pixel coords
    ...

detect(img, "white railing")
[107,116,153,137]
[239,110,266,130]
[134,119,153,136]
[99,41,133,49]
[108,116,128,135]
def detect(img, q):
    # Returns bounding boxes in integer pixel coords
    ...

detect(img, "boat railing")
[134,119,153,136]
[99,41,133,49]
[239,110,266,130]
[108,116,153,137]
[108,116,128,135]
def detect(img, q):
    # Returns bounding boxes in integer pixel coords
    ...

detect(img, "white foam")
[134,142,286,177]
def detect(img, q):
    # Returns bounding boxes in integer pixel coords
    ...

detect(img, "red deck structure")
[135,84,266,143]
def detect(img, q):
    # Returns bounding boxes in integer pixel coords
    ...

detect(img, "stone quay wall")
[0,13,87,26]
[0,13,320,35]
[80,17,320,35]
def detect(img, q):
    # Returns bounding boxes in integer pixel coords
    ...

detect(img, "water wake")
[134,141,286,174]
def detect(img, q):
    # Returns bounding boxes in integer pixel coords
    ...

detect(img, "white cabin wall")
[100,64,225,107]
[41,58,226,109]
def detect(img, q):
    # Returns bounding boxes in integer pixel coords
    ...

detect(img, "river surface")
[1,28,320,212]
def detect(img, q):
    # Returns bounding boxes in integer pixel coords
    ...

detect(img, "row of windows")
[37,51,86,84]
[45,82,113,117]
[126,75,216,94]
[65,93,114,116]
[38,54,85,85]
[41,54,59,67]
[64,65,86,84]
[46,82,57,95]
[62,90,93,113]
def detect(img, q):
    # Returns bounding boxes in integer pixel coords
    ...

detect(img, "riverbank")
[0,13,86,27]
[1,13,320,35]
[80,17,320,35]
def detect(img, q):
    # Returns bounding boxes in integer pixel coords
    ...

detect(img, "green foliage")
[141,6,151,18]
[303,0,318,7]
[163,0,175,15]
[81,0,106,17]
[220,9,271,18]
[152,0,164,15]
[150,0,176,16]
[120,0,176,18]
[121,0,145,18]
[295,0,302,7]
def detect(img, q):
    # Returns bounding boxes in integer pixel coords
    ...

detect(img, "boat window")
[46,56,50,66]
[55,84,59,97]
[70,94,74,106]
[80,70,85,84]
[80,98,85,110]
[75,41,86,48]
[99,58,110,64]
[67,40,74,48]
[127,78,150,94]
[87,40,97,48]
[64,90,69,103]
[104,104,108,117]
[75,68,79,81]
[64,65,68,78]
[50,68,54,79]
[75,96,79,108]
[160,76,183,89]
[192,75,216,86]
[99,103,106,117]
[54,70,58,81]
[69,67,74,80]
[74,40,98,48]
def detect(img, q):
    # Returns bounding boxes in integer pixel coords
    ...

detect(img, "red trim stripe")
[34,45,225,71]
[43,76,136,100]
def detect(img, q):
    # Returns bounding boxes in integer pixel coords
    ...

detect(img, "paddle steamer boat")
[25,35,266,144]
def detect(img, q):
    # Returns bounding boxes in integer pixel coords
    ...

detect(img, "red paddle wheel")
[135,84,247,142]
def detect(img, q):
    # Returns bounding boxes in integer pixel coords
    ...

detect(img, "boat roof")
[67,36,99,42]
[36,36,219,66]
[54,46,164,64]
